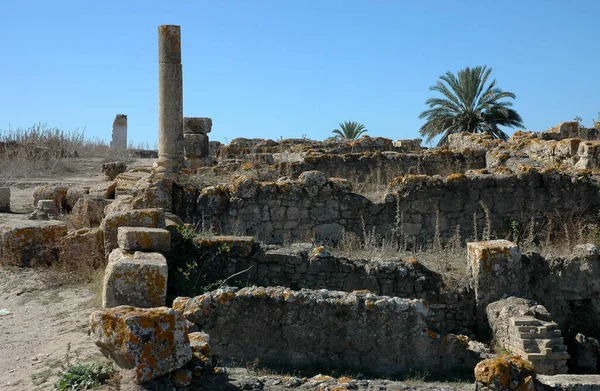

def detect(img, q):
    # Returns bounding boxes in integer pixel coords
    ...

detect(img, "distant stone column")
[110,114,127,149]
[183,117,212,168]
[154,25,184,173]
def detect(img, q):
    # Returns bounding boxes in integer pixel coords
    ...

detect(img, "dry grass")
[0,124,146,180]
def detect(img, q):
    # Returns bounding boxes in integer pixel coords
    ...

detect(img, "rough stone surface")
[187,331,211,362]
[60,227,105,268]
[89,306,191,384]
[32,185,68,212]
[474,354,536,391]
[66,186,89,211]
[183,117,212,135]
[100,208,166,257]
[174,240,472,332]
[536,374,600,390]
[0,220,67,266]
[570,334,600,374]
[102,161,127,181]
[28,199,59,220]
[179,286,479,375]
[468,240,524,331]
[194,168,600,245]
[103,249,168,308]
[110,114,128,149]
[117,227,171,252]
[0,187,10,212]
[72,197,109,229]
[486,297,569,375]
[88,181,117,200]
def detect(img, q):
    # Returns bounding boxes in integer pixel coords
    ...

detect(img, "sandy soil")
[0,268,107,390]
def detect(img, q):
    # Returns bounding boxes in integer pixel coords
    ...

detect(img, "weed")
[54,362,115,390]
[432,210,442,252]
[479,201,491,241]
[31,368,54,386]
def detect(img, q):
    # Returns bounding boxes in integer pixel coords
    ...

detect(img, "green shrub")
[54,362,114,390]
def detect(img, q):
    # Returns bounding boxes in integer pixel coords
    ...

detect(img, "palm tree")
[419,66,524,146]
[332,121,368,140]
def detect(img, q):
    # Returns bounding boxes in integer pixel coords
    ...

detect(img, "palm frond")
[418,65,524,146]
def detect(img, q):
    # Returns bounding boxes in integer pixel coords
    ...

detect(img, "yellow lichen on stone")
[447,173,467,183]
[474,354,535,389]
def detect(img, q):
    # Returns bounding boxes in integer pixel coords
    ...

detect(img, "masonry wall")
[468,240,600,341]
[177,286,478,376]
[171,239,473,333]
[194,168,600,246]
[274,149,486,181]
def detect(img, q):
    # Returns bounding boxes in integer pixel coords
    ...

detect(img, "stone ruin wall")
[175,286,477,376]
[276,149,486,181]
[165,236,600,339]
[190,168,600,246]
[174,239,473,333]
[468,240,600,342]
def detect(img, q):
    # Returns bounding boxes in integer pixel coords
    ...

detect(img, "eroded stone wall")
[469,241,600,341]
[194,168,600,246]
[273,149,486,180]
[168,239,474,332]
[176,286,478,376]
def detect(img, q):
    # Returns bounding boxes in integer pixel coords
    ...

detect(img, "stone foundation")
[178,286,478,376]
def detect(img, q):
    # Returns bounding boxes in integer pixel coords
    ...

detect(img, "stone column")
[155,25,184,173]
[110,114,127,149]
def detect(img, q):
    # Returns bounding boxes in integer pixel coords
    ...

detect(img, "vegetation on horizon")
[419,65,524,146]
[332,121,368,140]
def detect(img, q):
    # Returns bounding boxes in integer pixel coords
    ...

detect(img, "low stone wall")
[166,238,474,333]
[273,149,486,181]
[194,168,600,245]
[177,286,478,376]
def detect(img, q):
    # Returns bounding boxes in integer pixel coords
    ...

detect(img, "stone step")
[511,317,540,327]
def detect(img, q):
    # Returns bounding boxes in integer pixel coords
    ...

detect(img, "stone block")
[103,248,168,308]
[60,227,105,268]
[0,187,10,212]
[183,117,212,135]
[32,185,68,212]
[188,331,211,362]
[100,208,165,257]
[66,186,89,211]
[28,199,59,220]
[88,181,117,200]
[474,355,536,391]
[117,227,171,252]
[468,240,524,331]
[101,161,127,181]
[72,198,109,229]
[0,220,67,267]
[89,306,191,384]
[183,133,209,158]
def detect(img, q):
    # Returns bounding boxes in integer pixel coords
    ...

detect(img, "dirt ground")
[0,157,474,391]
[0,267,107,390]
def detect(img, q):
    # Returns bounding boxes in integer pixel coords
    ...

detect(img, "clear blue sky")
[1,1,599,147]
